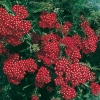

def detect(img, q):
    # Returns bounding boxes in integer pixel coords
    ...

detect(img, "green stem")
[22,83,33,90]
[90,67,100,71]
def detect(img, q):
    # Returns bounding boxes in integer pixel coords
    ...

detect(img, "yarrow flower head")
[3,53,38,85]
[90,82,100,96]
[0,5,32,46]
[38,11,57,29]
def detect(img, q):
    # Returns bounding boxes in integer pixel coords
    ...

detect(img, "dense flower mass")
[37,33,60,65]
[0,5,31,46]
[12,4,28,19]
[68,63,94,87]
[90,82,100,96]
[60,86,76,100]
[3,54,38,84]
[1,6,99,100]
[53,57,95,99]
[54,58,95,87]
[54,58,69,76]
[35,66,51,88]
[61,21,72,36]
[38,11,57,29]
[80,18,98,54]
[61,37,82,63]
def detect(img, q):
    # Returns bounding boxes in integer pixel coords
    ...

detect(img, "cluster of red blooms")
[38,11,98,55]
[54,58,69,77]
[60,20,98,63]
[60,85,76,100]
[61,36,82,63]
[62,22,72,36]
[37,33,83,65]
[31,95,39,100]
[35,66,51,88]
[3,53,38,85]
[38,11,57,29]
[55,61,94,96]
[67,63,94,87]
[55,22,72,37]
[90,82,100,96]
[2,9,99,100]
[0,4,31,46]
[37,33,60,65]
[54,58,95,99]
[80,17,98,54]
[36,14,99,99]
[38,13,98,64]
[38,11,72,37]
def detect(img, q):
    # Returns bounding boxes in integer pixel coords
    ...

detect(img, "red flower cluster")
[0,4,31,46]
[38,11,57,29]
[2,9,99,100]
[68,63,94,87]
[54,59,95,99]
[61,22,72,36]
[3,54,38,85]
[38,12,98,63]
[38,11,72,37]
[61,36,82,63]
[37,18,98,65]
[38,11,73,38]
[36,15,98,99]
[54,58,94,87]
[55,22,61,30]
[90,82,100,96]
[35,66,51,88]
[54,58,69,76]
[12,4,28,19]
[72,34,82,49]
[55,21,72,37]
[54,76,64,86]
[61,20,98,61]
[31,95,39,100]
[37,33,60,65]
[60,86,76,100]
[81,19,98,54]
